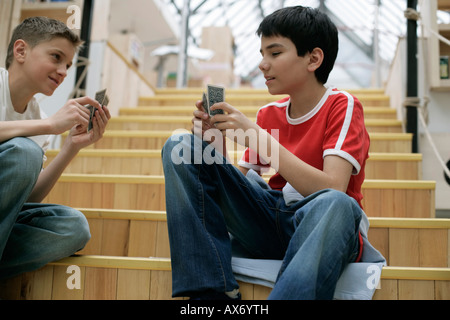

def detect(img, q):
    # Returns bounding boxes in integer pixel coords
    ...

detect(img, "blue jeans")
[162,134,362,300]
[0,137,91,280]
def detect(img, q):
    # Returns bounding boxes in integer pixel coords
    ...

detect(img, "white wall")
[386,37,450,213]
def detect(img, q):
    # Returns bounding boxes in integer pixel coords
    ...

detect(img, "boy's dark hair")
[257,6,339,84]
[5,16,84,69]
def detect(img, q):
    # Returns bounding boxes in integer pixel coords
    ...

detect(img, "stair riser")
[0,265,175,300]
[63,135,413,153]
[120,108,398,119]
[138,96,390,107]
[107,119,403,133]
[370,228,450,268]
[44,180,434,218]
[1,263,448,300]
[79,218,170,258]
[46,153,422,180]
[77,215,449,269]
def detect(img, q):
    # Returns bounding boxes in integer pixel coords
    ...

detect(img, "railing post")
[177,0,190,88]
[75,0,94,94]
[406,0,419,153]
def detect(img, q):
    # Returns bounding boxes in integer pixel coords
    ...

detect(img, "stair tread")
[79,208,450,228]
[153,88,386,95]
[109,115,402,125]
[49,254,450,281]
[46,149,422,160]
[55,173,435,189]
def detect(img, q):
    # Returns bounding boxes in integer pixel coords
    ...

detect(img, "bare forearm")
[27,139,79,203]
[256,129,351,196]
[0,119,53,143]
[209,102,353,196]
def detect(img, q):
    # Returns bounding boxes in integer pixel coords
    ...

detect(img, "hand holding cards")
[86,89,110,132]
[202,85,225,116]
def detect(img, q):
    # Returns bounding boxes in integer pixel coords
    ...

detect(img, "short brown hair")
[257,6,338,84]
[5,16,84,69]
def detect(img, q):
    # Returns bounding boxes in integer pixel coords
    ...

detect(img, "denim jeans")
[0,137,91,280]
[162,133,362,300]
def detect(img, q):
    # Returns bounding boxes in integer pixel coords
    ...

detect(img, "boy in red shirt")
[162,6,370,299]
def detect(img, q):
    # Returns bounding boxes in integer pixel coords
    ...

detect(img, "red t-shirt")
[239,87,370,209]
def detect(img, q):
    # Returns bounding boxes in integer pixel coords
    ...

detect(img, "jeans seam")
[315,224,360,296]
[274,197,291,250]
[197,164,229,292]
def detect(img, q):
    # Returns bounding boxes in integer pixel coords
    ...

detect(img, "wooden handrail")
[106,40,156,93]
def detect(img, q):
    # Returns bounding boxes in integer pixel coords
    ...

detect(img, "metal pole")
[177,0,190,88]
[406,0,419,153]
[373,0,381,88]
[75,0,94,94]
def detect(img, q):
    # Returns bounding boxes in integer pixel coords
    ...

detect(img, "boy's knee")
[162,133,191,152]
[162,133,197,165]
[72,210,91,248]
[4,137,43,164]
[60,208,91,251]
[319,189,354,205]
[319,189,362,221]
[1,137,43,182]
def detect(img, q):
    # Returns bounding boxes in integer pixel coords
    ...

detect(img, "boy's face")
[259,36,314,95]
[18,37,75,96]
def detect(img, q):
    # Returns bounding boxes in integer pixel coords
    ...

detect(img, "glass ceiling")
[162,0,450,88]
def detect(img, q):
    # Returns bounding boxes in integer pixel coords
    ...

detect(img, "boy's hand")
[210,102,258,147]
[48,97,99,135]
[191,99,214,139]
[67,104,111,150]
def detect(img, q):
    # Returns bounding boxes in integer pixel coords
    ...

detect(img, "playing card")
[206,84,225,116]
[87,89,109,131]
[95,89,108,106]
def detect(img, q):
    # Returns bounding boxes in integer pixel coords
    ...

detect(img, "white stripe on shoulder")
[256,98,290,119]
[329,90,355,151]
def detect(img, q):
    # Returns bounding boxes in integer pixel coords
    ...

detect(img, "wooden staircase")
[1,88,449,300]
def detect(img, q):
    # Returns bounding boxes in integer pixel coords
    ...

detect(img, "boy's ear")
[307,47,324,72]
[13,40,28,64]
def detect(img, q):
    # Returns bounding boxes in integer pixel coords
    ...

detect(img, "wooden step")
[77,208,450,269]
[62,130,177,150]
[364,153,422,180]
[45,149,422,180]
[43,174,435,218]
[374,266,450,300]
[153,87,386,96]
[46,149,165,176]
[138,94,390,107]
[107,116,403,133]
[368,217,450,268]
[361,180,435,218]
[369,133,412,153]
[78,209,170,258]
[62,131,413,153]
[119,106,398,119]
[0,255,174,300]
[1,254,448,300]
